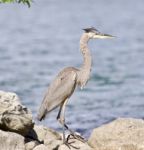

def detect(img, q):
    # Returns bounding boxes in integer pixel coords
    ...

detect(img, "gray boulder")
[0,129,25,150]
[25,140,39,150]
[0,90,34,136]
[33,125,61,142]
[28,125,62,150]
[88,118,144,150]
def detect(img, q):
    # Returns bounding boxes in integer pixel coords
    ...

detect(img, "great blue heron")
[37,27,114,147]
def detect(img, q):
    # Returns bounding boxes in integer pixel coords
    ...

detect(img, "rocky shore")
[0,90,144,150]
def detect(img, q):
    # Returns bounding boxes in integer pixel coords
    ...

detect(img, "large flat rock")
[88,118,144,150]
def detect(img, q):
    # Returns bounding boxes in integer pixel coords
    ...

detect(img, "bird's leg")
[57,99,80,149]
[57,101,66,143]
[57,104,86,143]
[57,101,86,146]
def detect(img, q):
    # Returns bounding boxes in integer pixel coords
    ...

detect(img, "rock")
[88,118,144,150]
[0,90,34,136]
[0,129,25,150]
[29,125,61,142]
[25,140,39,150]
[46,139,62,150]
[28,125,62,149]
[33,144,47,150]
[59,138,94,150]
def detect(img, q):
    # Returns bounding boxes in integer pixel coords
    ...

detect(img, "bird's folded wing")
[38,68,77,118]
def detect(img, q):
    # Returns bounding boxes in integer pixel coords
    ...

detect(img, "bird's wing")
[37,67,77,121]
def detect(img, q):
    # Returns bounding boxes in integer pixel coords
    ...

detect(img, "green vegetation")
[0,0,32,7]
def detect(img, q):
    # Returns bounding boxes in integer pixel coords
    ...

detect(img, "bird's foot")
[67,133,87,143]
[64,140,80,149]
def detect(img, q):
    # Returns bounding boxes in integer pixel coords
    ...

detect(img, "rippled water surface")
[0,0,144,137]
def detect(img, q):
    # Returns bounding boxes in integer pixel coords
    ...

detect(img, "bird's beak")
[93,33,115,39]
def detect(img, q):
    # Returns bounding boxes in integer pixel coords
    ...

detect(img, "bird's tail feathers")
[37,112,46,121]
[37,104,48,121]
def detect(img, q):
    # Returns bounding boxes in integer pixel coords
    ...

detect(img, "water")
[0,0,144,137]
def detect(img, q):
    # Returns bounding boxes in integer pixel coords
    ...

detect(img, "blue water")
[0,0,144,137]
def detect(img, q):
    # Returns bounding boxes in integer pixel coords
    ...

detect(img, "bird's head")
[83,27,115,39]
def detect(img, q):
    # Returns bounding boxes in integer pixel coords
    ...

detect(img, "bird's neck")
[77,33,92,88]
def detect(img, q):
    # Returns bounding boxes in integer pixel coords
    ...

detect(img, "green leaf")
[0,0,32,7]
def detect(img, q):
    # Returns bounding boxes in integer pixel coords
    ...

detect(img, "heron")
[37,27,114,147]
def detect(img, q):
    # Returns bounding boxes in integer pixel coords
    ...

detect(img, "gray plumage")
[37,27,114,144]
[38,67,78,121]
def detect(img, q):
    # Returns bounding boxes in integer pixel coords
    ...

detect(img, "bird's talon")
[69,133,87,143]
[64,141,80,149]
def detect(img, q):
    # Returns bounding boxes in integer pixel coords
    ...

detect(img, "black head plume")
[83,27,99,33]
